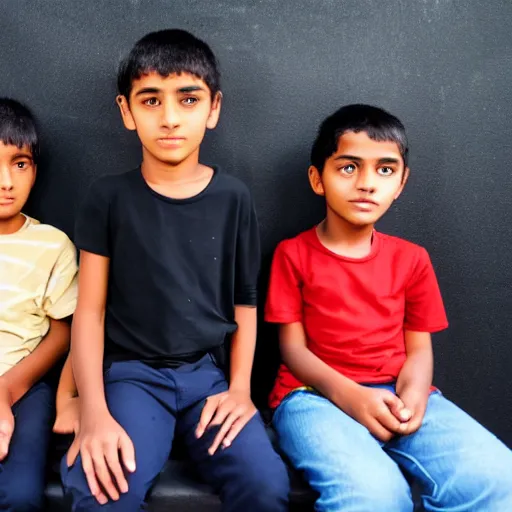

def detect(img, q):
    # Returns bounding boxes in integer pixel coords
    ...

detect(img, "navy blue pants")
[61,354,290,511]
[0,381,54,511]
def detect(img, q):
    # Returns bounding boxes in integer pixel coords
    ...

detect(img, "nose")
[161,100,180,128]
[355,168,376,194]
[0,167,13,191]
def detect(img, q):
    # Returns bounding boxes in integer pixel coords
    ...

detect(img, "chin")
[0,211,21,221]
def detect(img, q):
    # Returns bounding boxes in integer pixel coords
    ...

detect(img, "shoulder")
[84,169,137,199]
[25,218,76,254]
[274,229,313,262]
[377,232,432,273]
[378,232,428,257]
[212,170,252,200]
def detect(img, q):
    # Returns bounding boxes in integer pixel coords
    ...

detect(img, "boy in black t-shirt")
[61,30,289,511]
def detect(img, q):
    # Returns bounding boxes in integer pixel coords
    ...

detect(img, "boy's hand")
[397,388,429,436]
[66,410,136,505]
[339,385,411,442]
[53,396,80,435]
[196,389,257,455]
[0,381,14,461]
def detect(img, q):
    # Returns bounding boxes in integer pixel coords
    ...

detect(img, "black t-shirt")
[75,167,260,366]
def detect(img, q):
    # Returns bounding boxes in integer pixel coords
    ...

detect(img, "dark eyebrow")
[178,86,205,93]
[334,154,362,161]
[333,155,401,165]
[134,87,161,96]
[378,158,401,165]
[12,152,33,161]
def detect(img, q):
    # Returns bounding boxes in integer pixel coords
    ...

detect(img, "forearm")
[229,306,257,392]
[281,341,360,407]
[56,352,78,410]
[72,310,108,415]
[396,332,433,399]
[4,318,70,405]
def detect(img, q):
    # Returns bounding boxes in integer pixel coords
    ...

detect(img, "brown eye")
[378,167,394,176]
[144,98,160,106]
[182,97,198,106]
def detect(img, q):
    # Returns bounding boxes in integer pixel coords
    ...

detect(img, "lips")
[0,197,15,205]
[156,137,186,149]
[350,198,378,206]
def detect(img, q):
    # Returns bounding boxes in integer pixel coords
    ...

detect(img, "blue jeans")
[273,385,512,512]
[0,381,54,511]
[61,354,289,511]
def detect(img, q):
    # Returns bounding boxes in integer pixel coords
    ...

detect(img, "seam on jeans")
[386,446,439,499]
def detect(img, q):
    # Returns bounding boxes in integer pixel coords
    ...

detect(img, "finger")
[209,399,238,427]
[222,409,257,448]
[0,440,8,461]
[105,443,129,494]
[196,398,220,438]
[0,422,13,461]
[81,447,107,505]
[119,432,136,473]
[402,415,422,436]
[209,409,242,455]
[375,403,404,433]
[91,444,119,502]
[381,392,407,420]
[53,419,72,435]
[368,418,395,443]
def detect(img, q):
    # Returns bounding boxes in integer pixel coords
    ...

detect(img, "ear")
[206,91,222,130]
[394,166,410,200]
[116,95,137,131]
[308,165,325,196]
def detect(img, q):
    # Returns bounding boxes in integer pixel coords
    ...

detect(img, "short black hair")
[117,29,221,99]
[311,104,408,172]
[0,98,39,163]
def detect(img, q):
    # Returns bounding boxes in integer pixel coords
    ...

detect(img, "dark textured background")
[2,1,511,446]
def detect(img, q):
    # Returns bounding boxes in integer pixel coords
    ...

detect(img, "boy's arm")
[71,251,109,416]
[196,305,258,454]
[196,187,259,454]
[0,318,70,460]
[280,322,409,441]
[395,330,433,435]
[56,352,77,406]
[3,318,70,405]
[53,352,80,435]
[68,250,135,504]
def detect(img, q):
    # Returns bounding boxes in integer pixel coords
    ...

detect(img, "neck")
[318,209,374,258]
[141,147,202,184]
[0,213,26,235]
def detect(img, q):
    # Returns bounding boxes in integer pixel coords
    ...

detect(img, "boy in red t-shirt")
[266,104,512,511]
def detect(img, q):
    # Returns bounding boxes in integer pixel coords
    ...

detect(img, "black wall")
[2,1,512,446]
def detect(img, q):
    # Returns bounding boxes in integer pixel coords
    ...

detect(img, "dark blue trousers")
[0,381,54,511]
[61,354,289,511]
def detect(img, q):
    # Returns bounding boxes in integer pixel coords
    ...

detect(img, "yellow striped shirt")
[0,215,78,375]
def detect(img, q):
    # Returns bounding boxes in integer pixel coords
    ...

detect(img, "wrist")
[397,385,429,407]
[228,384,251,397]
[81,397,109,417]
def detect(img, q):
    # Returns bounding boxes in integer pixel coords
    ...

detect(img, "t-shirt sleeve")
[265,240,303,324]
[404,247,448,332]
[43,236,78,319]
[74,178,111,257]
[234,190,260,306]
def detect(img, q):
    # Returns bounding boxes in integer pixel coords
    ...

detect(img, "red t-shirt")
[265,227,448,409]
